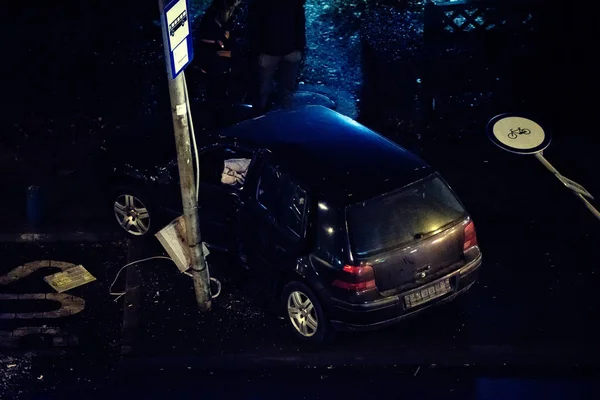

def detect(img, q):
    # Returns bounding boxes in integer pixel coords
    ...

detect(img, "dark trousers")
[203,71,232,127]
[204,71,231,107]
[253,51,302,111]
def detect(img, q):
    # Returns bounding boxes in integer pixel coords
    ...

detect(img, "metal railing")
[425,0,542,41]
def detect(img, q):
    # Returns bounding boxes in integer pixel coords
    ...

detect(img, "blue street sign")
[161,0,194,79]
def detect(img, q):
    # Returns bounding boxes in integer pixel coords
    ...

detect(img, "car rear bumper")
[329,255,482,331]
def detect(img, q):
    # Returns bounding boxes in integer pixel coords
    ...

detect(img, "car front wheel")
[281,281,334,345]
[112,188,153,237]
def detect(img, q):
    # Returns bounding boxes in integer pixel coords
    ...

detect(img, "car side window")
[256,164,281,211]
[257,164,308,238]
[281,181,307,237]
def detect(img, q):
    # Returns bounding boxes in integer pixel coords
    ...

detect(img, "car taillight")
[331,264,377,292]
[463,221,478,251]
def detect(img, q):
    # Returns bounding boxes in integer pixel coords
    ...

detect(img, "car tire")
[281,281,335,345]
[111,185,158,239]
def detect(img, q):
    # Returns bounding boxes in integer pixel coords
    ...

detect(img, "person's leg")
[278,50,302,109]
[254,54,280,113]
[215,72,231,106]
[203,72,220,127]
[204,72,217,103]
[214,72,232,125]
[204,72,228,105]
[204,72,231,127]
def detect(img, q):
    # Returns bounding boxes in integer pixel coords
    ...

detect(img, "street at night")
[1,0,598,398]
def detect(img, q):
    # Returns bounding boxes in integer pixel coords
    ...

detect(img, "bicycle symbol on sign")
[507,127,531,139]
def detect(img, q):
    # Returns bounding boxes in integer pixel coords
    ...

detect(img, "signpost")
[159,0,212,311]
[162,0,194,79]
[487,113,599,221]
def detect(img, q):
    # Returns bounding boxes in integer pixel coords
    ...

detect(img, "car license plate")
[404,278,452,309]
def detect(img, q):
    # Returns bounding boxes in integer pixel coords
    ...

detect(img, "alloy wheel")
[113,194,151,236]
[287,290,318,337]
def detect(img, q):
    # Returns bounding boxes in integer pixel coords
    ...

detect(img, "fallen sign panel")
[155,215,210,273]
[44,264,96,293]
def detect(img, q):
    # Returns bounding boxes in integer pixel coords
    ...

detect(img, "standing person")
[249,0,306,113]
[197,0,242,107]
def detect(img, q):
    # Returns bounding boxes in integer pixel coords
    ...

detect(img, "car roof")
[215,105,433,204]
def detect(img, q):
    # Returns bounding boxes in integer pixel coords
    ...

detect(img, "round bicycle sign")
[486,114,551,155]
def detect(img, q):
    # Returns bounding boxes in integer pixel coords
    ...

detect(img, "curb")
[117,344,600,372]
[0,230,123,244]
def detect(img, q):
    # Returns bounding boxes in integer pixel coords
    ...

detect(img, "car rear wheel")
[112,186,155,237]
[281,281,334,344]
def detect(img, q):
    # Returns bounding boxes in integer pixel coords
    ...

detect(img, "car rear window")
[346,175,466,256]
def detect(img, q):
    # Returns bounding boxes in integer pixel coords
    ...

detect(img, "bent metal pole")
[158,0,212,311]
[534,152,600,222]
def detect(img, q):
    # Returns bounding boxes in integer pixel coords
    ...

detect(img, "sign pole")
[159,0,211,311]
[534,152,600,221]
[487,113,600,223]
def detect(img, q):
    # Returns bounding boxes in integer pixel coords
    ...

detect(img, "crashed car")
[110,105,482,343]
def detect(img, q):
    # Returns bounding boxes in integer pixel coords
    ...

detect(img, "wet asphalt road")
[113,138,600,364]
[53,366,600,400]
[4,357,600,400]
[1,162,598,362]
[2,0,599,356]
[0,242,128,351]
[1,0,599,396]
[2,133,598,395]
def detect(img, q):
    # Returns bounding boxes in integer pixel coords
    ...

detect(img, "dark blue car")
[110,105,482,343]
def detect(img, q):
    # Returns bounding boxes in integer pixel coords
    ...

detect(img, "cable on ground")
[109,255,221,302]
